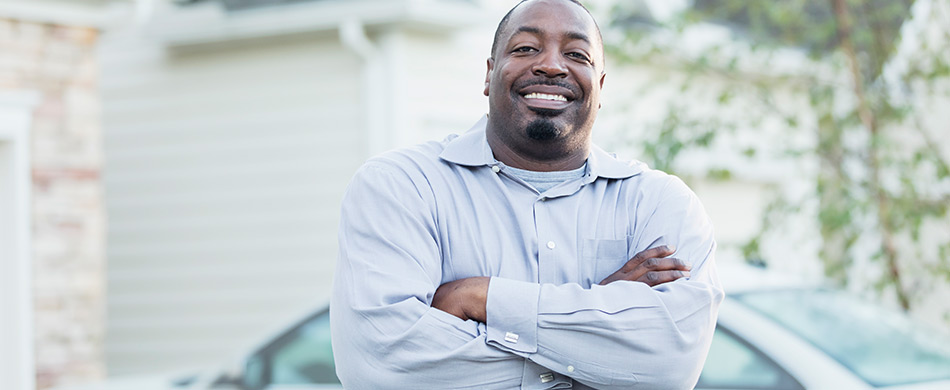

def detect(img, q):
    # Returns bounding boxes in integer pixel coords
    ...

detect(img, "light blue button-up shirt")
[331,117,723,389]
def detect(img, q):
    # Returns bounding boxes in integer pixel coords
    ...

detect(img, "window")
[696,326,803,389]
[735,289,950,387]
[269,313,337,384]
[248,308,340,389]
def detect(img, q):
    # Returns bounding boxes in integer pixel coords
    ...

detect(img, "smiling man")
[330,0,723,389]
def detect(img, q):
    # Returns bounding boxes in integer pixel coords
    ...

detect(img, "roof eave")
[145,0,488,48]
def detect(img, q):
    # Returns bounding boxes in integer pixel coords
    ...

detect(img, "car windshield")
[734,289,950,387]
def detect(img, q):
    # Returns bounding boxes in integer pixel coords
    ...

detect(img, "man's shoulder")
[631,167,700,207]
[593,151,694,199]
[590,147,672,184]
[355,135,459,180]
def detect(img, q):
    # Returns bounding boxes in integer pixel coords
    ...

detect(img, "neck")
[486,128,590,172]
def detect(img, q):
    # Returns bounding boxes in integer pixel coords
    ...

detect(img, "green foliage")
[639,108,721,173]
[690,0,914,80]
[605,0,950,315]
[706,168,733,181]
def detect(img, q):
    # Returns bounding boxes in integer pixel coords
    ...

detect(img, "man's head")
[484,0,606,168]
[490,0,604,68]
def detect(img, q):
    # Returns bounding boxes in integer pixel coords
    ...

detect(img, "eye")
[567,52,591,62]
[512,46,537,54]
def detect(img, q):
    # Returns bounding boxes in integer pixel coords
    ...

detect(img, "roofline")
[0,0,131,29]
[144,0,490,48]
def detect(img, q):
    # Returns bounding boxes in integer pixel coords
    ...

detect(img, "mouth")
[523,92,568,102]
[519,88,574,112]
[515,80,578,113]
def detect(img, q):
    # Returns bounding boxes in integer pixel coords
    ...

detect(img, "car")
[57,264,950,390]
[699,264,950,389]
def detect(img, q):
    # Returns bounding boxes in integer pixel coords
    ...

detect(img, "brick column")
[0,18,105,390]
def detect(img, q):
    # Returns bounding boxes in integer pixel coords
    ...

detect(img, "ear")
[484,57,494,96]
[598,72,606,109]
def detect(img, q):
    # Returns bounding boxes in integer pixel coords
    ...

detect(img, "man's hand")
[599,245,691,286]
[432,276,490,322]
[433,247,687,320]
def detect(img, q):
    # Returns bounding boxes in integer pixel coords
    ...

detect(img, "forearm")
[430,249,721,389]
[332,163,527,388]
[486,270,723,389]
[331,284,524,389]
[433,247,721,388]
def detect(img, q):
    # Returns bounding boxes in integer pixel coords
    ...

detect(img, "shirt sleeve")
[330,161,524,389]
[484,176,724,390]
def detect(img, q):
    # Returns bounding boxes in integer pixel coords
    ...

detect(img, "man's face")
[484,0,605,161]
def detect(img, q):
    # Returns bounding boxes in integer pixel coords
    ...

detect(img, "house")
[96,0,830,376]
[0,0,129,389]
[99,0,500,377]
[4,0,946,388]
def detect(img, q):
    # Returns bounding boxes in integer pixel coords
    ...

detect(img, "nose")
[531,50,568,78]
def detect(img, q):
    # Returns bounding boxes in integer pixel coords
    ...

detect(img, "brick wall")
[0,18,105,390]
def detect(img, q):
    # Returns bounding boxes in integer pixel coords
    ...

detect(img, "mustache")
[513,78,579,96]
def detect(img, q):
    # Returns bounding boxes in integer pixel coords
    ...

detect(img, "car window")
[253,308,341,387]
[734,289,950,387]
[696,326,804,389]
[270,314,338,384]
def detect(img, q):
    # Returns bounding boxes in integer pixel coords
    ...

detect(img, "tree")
[601,0,950,318]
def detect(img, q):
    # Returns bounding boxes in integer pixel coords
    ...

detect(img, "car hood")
[882,380,950,390]
[49,371,205,390]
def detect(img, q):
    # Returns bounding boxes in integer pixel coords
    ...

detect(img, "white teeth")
[524,92,567,102]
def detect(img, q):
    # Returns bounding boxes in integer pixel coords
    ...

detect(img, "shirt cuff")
[485,277,540,354]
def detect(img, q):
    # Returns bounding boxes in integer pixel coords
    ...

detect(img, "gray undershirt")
[503,162,588,193]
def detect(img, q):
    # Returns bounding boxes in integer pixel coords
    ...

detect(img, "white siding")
[100,33,364,374]
[402,28,493,144]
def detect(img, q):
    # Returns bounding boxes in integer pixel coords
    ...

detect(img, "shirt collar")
[587,143,644,179]
[440,115,644,180]
[438,115,495,166]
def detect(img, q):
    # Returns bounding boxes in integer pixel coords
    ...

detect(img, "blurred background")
[0,0,948,389]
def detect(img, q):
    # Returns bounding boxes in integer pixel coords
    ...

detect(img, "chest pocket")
[581,238,629,287]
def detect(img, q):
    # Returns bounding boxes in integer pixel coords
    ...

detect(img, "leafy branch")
[604,0,950,316]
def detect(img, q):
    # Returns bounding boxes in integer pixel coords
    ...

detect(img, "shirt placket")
[523,194,573,389]
[535,195,558,284]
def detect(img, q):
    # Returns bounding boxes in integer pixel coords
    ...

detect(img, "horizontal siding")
[101,34,361,375]
[405,30,491,143]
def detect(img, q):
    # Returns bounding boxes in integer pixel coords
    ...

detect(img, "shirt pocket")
[580,238,629,287]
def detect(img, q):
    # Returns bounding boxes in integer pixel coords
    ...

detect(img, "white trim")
[0,1,132,29]
[339,20,417,156]
[339,19,389,156]
[146,0,489,48]
[0,90,38,390]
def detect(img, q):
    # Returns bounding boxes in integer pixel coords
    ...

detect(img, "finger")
[642,257,691,271]
[637,245,676,260]
[623,245,676,271]
[628,256,689,281]
[640,270,690,286]
[600,256,690,285]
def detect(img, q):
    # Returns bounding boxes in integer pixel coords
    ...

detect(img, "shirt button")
[567,365,575,373]
[546,241,556,249]
[491,165,501,173]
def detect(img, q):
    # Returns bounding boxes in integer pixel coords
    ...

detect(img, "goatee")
[526,119,560,141]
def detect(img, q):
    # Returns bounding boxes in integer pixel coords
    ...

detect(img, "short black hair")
[489,0,603,63]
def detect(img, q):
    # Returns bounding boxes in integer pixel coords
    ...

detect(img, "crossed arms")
[330,161,724,389]
[432,245,692,323]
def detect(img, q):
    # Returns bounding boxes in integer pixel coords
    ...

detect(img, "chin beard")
[526,119,561,141]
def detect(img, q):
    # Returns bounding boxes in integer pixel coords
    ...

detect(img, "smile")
[523,92,568,102]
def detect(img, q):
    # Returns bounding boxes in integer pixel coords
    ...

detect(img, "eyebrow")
[513,26,591,45]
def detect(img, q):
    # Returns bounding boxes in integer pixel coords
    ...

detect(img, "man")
[330,0,723,388]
